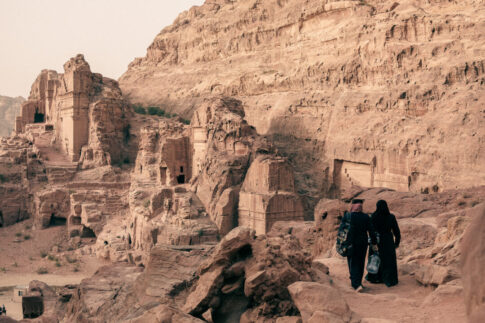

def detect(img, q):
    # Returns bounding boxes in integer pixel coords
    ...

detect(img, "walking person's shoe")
[355,285,364,293]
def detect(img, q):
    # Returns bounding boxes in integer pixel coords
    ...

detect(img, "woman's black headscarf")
[372,200,391,232]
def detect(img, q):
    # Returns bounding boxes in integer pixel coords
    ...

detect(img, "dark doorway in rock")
[49,214,66,226]
[22,295,44,319]
[177,174,185,184]
[34,110,45,123]
[81,226,96,238]
[0,211,3,227]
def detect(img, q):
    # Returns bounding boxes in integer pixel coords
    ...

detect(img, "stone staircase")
[45,165,78,183]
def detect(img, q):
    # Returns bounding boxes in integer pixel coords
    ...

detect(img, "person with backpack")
[339,199,378,292]
[366,200,401,287]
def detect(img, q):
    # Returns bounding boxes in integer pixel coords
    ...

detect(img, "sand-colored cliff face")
[120,0,485,194]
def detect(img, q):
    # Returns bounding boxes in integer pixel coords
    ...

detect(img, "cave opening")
[49,214,66,226]
[81,226,96,238]
[177,174,186,184]
[34,110,45,123]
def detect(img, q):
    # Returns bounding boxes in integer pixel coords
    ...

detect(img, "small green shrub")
[24,234,31,240]
[143,199,151,208]
[36,267,48,275]
[55,261,61,267]
[73,266,80,272]
[134,106,146,114]
[15,232,22,237]
[0,174,8,183]
[65,255,77,264]
[25,224,32,230]
[182,119,191,125]
[47,254,58,261]
[40,251,48,258]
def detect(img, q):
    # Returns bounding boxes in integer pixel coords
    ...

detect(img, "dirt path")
[317,257,467,323]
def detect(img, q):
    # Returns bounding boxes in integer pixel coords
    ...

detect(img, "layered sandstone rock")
[120,0,485,198]
[191,97,271,235]
[461,203,485,322]
[0,136,44,226]
[182,226,317,322]
[61,245,211,323]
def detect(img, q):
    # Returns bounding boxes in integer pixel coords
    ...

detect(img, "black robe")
[347,211,377,289]
[366,212,401,287]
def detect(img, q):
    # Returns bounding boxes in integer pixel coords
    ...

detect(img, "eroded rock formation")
[120,0,485,197]
[461,203,485,322]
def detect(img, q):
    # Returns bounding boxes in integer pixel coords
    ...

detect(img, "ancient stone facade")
[16,54,129,166]
[239,156,304,235]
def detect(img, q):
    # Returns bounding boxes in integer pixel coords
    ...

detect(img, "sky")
[0,0,204,98]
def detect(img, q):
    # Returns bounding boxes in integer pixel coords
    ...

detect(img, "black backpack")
[336,211,352,257]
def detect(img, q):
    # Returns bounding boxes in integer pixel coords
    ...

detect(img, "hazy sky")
[0,0,204,98]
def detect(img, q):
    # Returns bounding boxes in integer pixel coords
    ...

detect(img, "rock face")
[461,203,485,322]
[16,54,130,166]
[0,136,44,226]
[120,0,485,196]
[63,244,212,323]
[0,95,24,137]
[191,97,270,235]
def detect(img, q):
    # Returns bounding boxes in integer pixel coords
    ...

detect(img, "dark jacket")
[349,211,377,247]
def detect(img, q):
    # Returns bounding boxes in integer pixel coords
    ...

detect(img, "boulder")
[288,281,352,323]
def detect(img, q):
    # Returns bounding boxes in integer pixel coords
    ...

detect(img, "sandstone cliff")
[0,95,24,137]
[120,0,485,197]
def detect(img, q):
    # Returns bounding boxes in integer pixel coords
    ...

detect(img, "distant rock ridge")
[119,0,485,196]
[0,95,25,137]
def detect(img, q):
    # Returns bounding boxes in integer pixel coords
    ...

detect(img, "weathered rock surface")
[0,95,24,137]
[191,97,271,235]
[288,281,354,323]
[461,203,485,323]
[62,265,144,322]
[120,0,485,197]
[182,225,317,322]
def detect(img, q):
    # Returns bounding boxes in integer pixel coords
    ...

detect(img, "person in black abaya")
[346,199,378,292]
[366,200,401,287]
